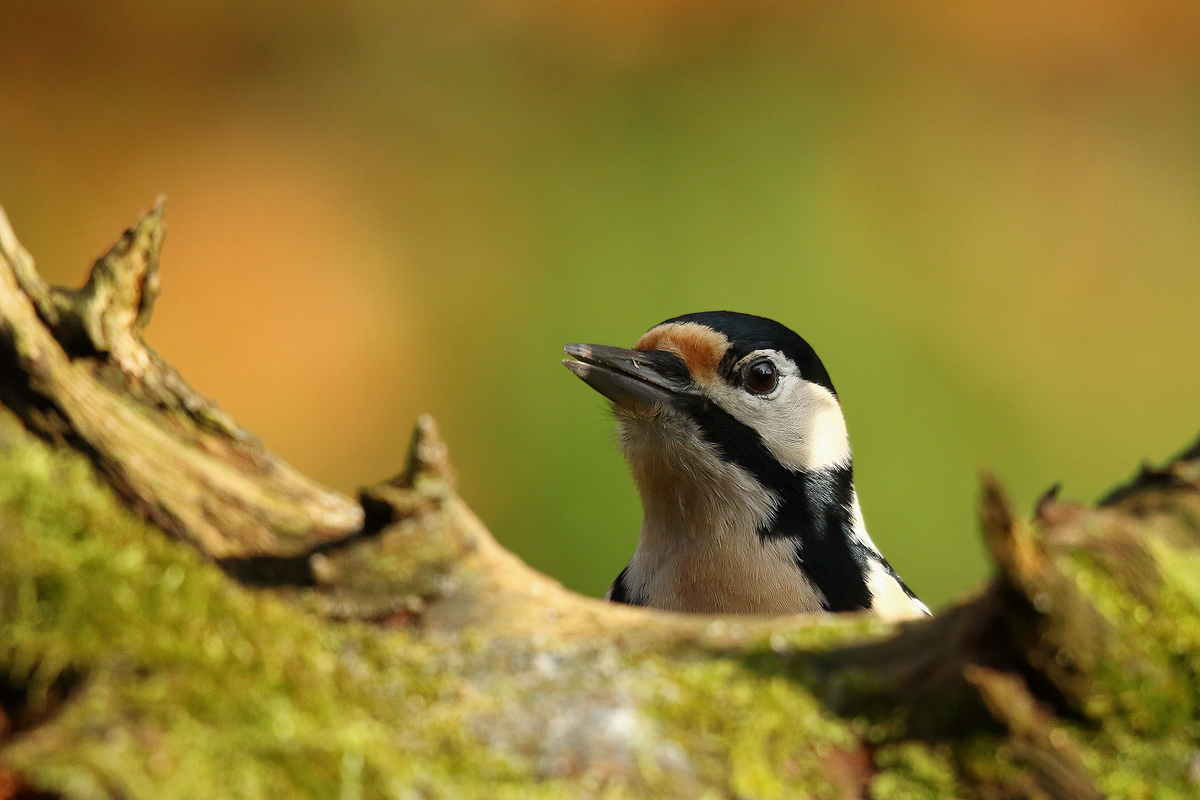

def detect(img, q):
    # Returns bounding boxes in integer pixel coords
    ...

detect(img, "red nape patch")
[635,323,729,383]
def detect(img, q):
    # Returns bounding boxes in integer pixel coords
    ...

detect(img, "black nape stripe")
[607,565,643,607]
[778,469,872,612]
[680,394,872,612]
[870,552,920,601]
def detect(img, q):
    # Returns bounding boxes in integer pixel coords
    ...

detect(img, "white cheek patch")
[865,564,930,621]
[850,493,930,620]
[701,358,851,473]
[848,493,879,553]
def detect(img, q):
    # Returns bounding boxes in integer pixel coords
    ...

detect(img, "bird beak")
[563,343,689,414]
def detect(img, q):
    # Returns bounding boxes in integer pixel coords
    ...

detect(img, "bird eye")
[743,359,778,394]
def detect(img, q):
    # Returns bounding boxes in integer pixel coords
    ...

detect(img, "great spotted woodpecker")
[563,311,929,621]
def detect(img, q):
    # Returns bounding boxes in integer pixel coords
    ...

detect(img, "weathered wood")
[1,201,1197,799]
[0,203,362,559]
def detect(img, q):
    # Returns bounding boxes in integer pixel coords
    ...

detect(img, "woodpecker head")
[564,311,928,620]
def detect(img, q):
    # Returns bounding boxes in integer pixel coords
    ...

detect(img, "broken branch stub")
[0,201,363,558]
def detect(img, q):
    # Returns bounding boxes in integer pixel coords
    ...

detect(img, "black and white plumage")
[562,311,929,621]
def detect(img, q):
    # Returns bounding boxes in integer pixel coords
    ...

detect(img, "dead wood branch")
[1,201,1198,799]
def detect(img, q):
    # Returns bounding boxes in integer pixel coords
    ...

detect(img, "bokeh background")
[2,1,1199,609]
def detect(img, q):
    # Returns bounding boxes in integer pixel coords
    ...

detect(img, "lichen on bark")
[1,201,1198,799]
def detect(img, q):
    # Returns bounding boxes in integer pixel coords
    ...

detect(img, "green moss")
[870,742,963,800]
[1047,535,1200,799]
[953,737,1024,793]
[6,404,1200,799]
[1056,545,1199,727]
[0,411,522,799]
[640,655,862,799]
[0,411,890,799]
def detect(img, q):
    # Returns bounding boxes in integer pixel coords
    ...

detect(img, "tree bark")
[0,201,1197,799]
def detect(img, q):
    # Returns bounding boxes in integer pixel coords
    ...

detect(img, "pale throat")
[619,413,778,549]
[619,418,830,614]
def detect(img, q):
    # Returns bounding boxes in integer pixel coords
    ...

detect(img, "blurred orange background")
[3,0,1199,608]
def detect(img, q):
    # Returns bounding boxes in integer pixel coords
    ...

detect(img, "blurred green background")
[2,1,1199,610]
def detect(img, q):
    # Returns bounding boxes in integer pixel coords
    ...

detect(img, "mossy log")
[1,202,1198,800]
